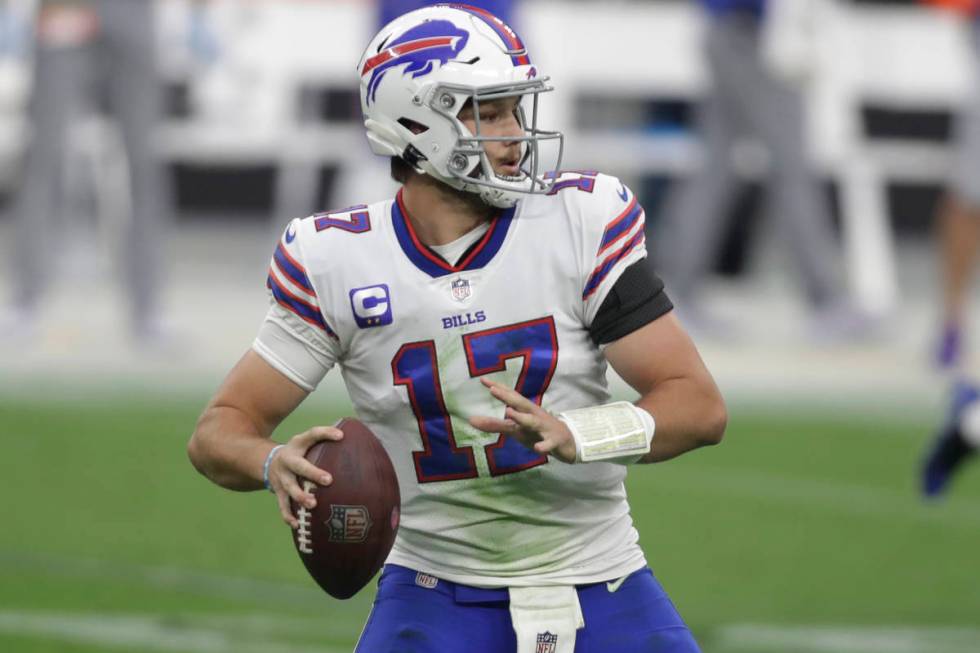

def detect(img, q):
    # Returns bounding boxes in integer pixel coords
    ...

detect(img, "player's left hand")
[469,378,577,463]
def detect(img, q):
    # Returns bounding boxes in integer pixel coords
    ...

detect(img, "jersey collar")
[391,189,516,278]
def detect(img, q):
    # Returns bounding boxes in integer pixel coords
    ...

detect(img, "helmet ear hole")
[397,118,430,135]
[448,153,471,173]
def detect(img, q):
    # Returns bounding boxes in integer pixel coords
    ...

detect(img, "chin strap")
[402,144,429,171]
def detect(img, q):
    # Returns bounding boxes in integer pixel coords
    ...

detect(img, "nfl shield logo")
[535,632,558,653]
[327,505,372,543]
[451,277,471,302]
[415,572,439,589]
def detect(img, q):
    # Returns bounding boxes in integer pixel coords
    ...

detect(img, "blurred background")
[1,1,978,652]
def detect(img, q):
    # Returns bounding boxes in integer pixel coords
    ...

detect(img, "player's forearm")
[636,376,727,463]
[188,405,277,491]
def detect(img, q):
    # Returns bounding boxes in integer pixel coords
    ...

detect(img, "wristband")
[262,444,285,491]
[558,402,655,465]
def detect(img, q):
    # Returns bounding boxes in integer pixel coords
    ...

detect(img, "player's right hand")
[267,426,343,528]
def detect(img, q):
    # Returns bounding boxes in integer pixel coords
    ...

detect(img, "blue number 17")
[391,317,558,483]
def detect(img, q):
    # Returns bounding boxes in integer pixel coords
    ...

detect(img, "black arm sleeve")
[588,259,673,346]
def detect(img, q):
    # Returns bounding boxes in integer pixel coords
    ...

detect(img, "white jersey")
[254,171,652,587]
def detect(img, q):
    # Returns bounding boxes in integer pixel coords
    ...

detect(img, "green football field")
[2,392,979,653]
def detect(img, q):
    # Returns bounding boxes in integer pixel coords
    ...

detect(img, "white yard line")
[0,551,326,608]
[0,611,346,653]
[4,611,979,653]
[716,623,980,653]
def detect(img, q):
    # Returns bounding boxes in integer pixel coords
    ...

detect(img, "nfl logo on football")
[450,276,471,302]
[327,505,372,543]
[535,631,558,653]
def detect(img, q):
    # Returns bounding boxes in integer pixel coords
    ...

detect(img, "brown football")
[290,417,400,599]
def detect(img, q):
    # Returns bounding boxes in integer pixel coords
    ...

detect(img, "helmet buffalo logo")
[362,20,469,104]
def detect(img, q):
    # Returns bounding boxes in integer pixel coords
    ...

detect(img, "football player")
[188,5,727,652]
[922,379,980,497]
[920,1,980,497]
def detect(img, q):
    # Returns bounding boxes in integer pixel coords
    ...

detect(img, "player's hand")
[469,378,577,464]
[267,426,343,528]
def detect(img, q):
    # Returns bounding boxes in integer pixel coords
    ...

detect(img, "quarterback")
[188,4,727,652]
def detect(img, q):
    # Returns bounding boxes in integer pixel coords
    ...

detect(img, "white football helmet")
[357,4,563,208]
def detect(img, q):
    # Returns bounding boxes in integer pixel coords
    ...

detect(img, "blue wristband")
[262,444,285,492]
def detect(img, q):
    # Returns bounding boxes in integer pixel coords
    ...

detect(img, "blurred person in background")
[921,0,980,497]
[926,0,980,369]
[657,0,867,341]
[2,0,169,345]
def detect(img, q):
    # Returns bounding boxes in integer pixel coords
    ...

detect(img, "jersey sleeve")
[579,175,650,325]
[252,218,342,391]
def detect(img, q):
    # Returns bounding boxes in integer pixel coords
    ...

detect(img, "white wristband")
[262,444,285,492]
[558,402,655,465]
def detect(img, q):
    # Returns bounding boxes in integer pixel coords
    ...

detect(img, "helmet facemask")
[425,80,564,207]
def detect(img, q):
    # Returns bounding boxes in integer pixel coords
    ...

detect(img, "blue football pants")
[354,565,701,652]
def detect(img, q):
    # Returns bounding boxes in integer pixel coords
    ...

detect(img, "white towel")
[508,586,584,653]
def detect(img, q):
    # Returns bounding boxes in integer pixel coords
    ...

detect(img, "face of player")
[457,96,524,178]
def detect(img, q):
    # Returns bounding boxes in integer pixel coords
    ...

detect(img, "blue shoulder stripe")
[274,243,314,294]
[598,198,642,255]
[267,275,336,337]
[583,231,645,300]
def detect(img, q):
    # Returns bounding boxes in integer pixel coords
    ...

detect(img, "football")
[290,417,400,599]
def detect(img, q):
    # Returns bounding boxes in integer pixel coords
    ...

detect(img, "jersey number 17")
[392,317,557,483]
